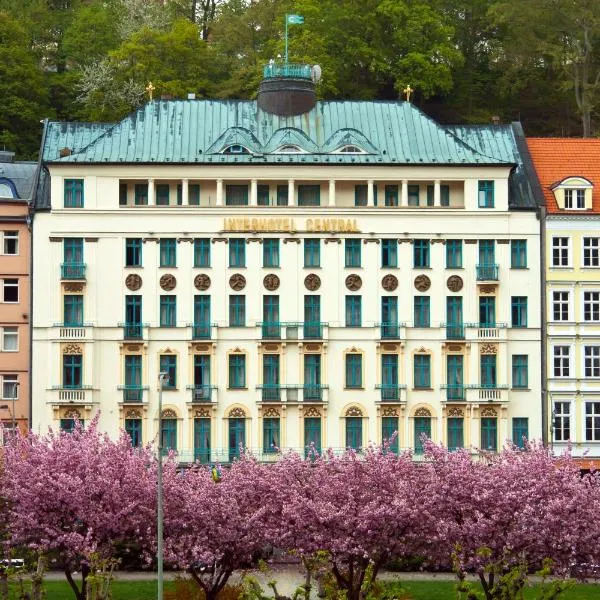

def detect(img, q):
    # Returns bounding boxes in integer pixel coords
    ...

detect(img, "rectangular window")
[385,185,399,206]
[125,238,142,267]
[553,401,570,442]
[304,417,321,455]
[381,354,399,400]
[262,295,279,338]
[481,355,497,388]
[446,240,462,268]
[478,180,494,208]
[159,355,177,389]
[193,295,211,338]
[481,417,498,451]
[64,179,84,208]
[262,354,279,400]
[1,375,17,399]
[426,184,450,206]
[263,418,280,453]
[413,240,430,268]
[447,355,464,399]
[345,353,362,388]
[345,239,361,267]
[257,184,270,206]
[304,295,321,339]
[479,296,496,327]
[194,418,210,462]
[511,296,527,328]
[225,184,249,206]
[159,295,176,327]
[277,185,288,206]
[2,279,18,303]
[512,418,529,449]
[584,346,600,378]
[229,295,245,327]
[298,184,320,206]
[177,184,183,205]
[229,354,246,388]
[161,418,177,453]
[447,418,464,451]
[189,184,201,205]
[156,184,170,205]
[552,291,570,321]
[553,346,570,377]
[382,416,399,453]
[124,355,142,400]
[263,239,280,268]
[565,188,586,209]
[125,418,142,448]
[193,239,210,267]
[414,355,431,389]
[134,183,148,205]
[354,184,367,206]
[407,185,419,206]
[119,183,128,205]
[381,296,398,338]
[552,237,569,267]
[62,355,82,389]
[584,291,600,321]
[586,402,600,441]
[511,240,527,268]
[345,417,362,450]
[229,239,246,268]
[125,294,142,325]
[583,237,600,267]
[345,295,361,327]
[304,239,320,267]
[512,355,528,388]
[381,239,397,267]
[304,354,322,399]
[159,239,176,267]
[479,239,495,265]
[2,231,18,255]
[414,417,431,454]
[414,296,430,328]
[64,238,83,264]
[64,295,83,326]
[1,326,18,351]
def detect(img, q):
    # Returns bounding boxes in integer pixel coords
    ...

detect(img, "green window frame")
[125,295,141,326]
[354,184,367,206]
[263,354,280,396]
[414,296,430,327]
[63,354,82,389]
[64,238,83,264]
[511,240,527,268]
[512,355,528,388]
[511,296,528,328]
[381,296,398,338]
[226,184,249,206]
[159,239,176,267]
[159,295,176,327]
[119,183,128,205]
[345,353,362,388]
[263,239,280,267]
[257,184,270,206]
[229,239,246,267]
[125,238,142,267]
[189,184,201,205]
[277,185,289,206]
[134,183,148,205]
[229,295,245,327]
[262,295,279,338]
[304,295,321,338]
[228,417,245,461]
[414,355,431,389]
[381,354,398,400]
[304,417,321,455]
[414,417,431,454]
[446,240,462,268]
[479,296,496,327]
[381,239,397,267]
[382,416,399,453]
[125,355,142,392]
[156,184,170,205]
[125,418,142,448]
[193,295,211,338]
[64,295,83,326]
[194,418,210,463]
[407,184,420,206]
[345,295,362,327]
[193,238,210,267]
[194,354,211,388]
[447,418,464,451]
[304,239,320,267]
[263,418,280,453]
[159,355,177,389]
[345,417,362,450]
[479,240,495,265]
[64,179,84,208]
[385,185,398,207]
[413,240,430,268]
[304,354,321,398]
[345,239,361,267]
[61,418,83,432]
[447,355,464,399]
[426,184,450,206]
[298,184,320,206]
[478,180,495,208]
[481,417,497,451]
[161,418,177,453]
[481,355,497,388]
[229,354,246,388]
[512,417,529,449]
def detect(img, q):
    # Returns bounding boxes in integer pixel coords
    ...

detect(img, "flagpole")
[285,14,288,64]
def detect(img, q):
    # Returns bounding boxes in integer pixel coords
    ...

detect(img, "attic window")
[223,145,250,155]
[552,176,593,211]
[274,145,305,154]
[565,189,585,209]
[333,145,366,154]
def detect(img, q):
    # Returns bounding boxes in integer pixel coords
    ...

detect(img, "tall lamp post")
[11,381,19,434]
[157,371,168,600]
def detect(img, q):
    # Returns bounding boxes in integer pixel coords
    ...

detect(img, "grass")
[7,580,175,599]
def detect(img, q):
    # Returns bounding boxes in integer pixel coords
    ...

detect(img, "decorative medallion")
[480,407,497,417]
[195,408,211,418]
[480,285,496,294]
[264,344,280,352]
[304,344,321,352]
[65,409,82,419]
[448,407,464,417]
[263,274,280,291]
[304,407,322,418]
[346,406,363,417]
[414,274,431,292]
[382,407,399,417]
[447,275,463,292]
[345,274,362,291]
[415,407,432,417]
[64,282,85,293]
[263,407,280,418]
[194,274,211,291]
[125,274,142,291]
[194,344,210,352]
[126,409,142,419]
[447,344,463,352]
[229,407,246,418]
[62,343,83,355]
[229,274,246,291]
[160,274,177,291]
[304,273,321,291]
[480,343,498,355]
[381,274,398,292]
[162,409,177,418]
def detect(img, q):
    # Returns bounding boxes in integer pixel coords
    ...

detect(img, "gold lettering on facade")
[223,218,359,233]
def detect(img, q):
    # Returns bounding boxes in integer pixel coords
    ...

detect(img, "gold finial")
[145,81,155,101]
[403,85,413,102]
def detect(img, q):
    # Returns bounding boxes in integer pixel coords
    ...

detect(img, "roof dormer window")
[551,176,593,211]
[274,145,305,154]
[333,145,366,154]
[565,188,585,209]
[223,145,250,155]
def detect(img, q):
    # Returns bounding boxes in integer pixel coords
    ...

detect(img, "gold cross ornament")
[145,81,155,101]
[403,85,413,102]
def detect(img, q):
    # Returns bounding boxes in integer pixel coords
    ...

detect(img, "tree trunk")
[65,564,90,600]
[31,556,45,600]
[583,109,592,137]
[0,573,7,600]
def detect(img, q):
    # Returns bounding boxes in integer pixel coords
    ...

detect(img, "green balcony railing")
[117,385,148,402]
[263,63,312,80]
[61,262,86,280]
[120,322,144,339]
[303,321,326,340]
[441,384,466,400]
[192,323,212,340]
[186,384,216,402]
[379,322,400,339]
[303,384,327,401]
[261,321,281,340]
[476,264,499,281]
[259,384,281,401]
[375,384,406,401]
[445,323,465,340]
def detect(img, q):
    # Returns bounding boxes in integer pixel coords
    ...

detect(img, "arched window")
[274,145,305,154]
[333,145,366,154]
[0,178,17,198]
[222,145,250,155]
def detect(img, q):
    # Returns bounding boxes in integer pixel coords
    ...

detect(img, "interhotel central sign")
[223,218,360,233]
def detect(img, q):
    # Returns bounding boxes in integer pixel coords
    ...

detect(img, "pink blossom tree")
[0,418,157,600]
[162,456,273,600]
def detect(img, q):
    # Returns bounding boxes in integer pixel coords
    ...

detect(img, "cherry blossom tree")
[0,418,157,600]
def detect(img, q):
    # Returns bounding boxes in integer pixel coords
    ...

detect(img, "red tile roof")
[527,138,600,214]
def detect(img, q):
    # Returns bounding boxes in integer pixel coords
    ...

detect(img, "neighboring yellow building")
[529,139,600,463]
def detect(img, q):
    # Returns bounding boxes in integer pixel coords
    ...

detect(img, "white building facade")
[32,94,542,461]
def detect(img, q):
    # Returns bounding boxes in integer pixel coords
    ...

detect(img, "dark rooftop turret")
[257,63,317,117]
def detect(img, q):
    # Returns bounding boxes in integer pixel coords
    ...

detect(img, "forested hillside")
[1,0,598,159]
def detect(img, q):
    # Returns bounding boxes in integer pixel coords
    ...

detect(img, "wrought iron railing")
[476,264,499,281]
[263,63,312,80]
[61,263,86,279]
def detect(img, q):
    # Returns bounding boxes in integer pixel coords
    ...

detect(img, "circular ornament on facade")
[125,273,142,291]
[304,273,321,291]
[229,273,246,291]
[160,274,177,291]
[263,274,280,291]
[414,274,431,292]
[381,274,398,292]
[447,275,464,292]
[194,274,211,291]
[345,274,362,291]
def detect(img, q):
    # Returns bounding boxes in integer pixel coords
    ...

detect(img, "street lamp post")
[157,371,168,600]
[12,382,19,434]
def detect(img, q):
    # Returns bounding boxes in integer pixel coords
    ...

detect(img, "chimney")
[0,150,15,163]
[491,115,501,126]
[187,93,196,100]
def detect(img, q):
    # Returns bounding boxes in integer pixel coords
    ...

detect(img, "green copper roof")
[43,100,512,166]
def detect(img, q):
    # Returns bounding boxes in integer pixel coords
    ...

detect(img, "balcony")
[186,384,217,403]
[303,321,327,340]
[50,385,92,403]
[302,384,328,402]
[466,384,509,402]
[465,323,508,340]
[258,384,283,402]
[444,323,465,340]
[117,385,149,402]
[260,321,281,340]
[375,384,407,402]
[119,322,147,340]
[476,264,499,281]
[191,323,213,340]
[54,323,92,339]
[61,262,86,280]
[263,63,312,80]
[441,384,466,401]
[379,322,404,340]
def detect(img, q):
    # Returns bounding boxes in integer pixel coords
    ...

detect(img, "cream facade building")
[32,81,542,461]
